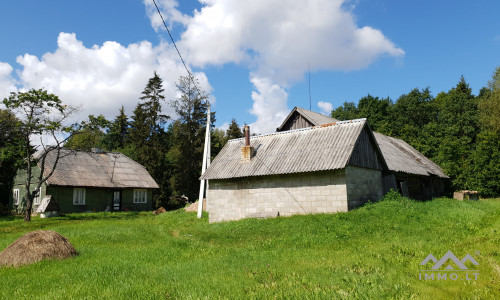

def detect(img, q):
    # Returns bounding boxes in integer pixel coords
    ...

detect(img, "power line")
[151,0,207,103]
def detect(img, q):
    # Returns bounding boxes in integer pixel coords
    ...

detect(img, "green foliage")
[168,75,213,202]
[102,106,129,151]
[331,73,499,197]
[65,114,110,151]
[3,89,77,221]
[0,109,24,206]
[129,72,170,208]
[226,118,244,140]
[0,197,499,298]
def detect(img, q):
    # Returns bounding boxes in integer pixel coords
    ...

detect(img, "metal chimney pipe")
[244,125,250,146]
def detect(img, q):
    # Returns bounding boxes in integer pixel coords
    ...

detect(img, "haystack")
[184,198,206,212]
[0,230,77,267]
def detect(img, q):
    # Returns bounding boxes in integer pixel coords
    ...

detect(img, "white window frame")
[13,189,19,205]
[33,186,42,205]
[133,189,147,204]
[73,188,86,205]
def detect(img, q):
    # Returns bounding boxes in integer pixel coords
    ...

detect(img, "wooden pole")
[197,102,211,218]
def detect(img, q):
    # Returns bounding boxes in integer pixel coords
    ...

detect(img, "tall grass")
[1,192,499,299]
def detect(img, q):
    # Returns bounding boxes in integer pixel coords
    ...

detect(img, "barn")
[11,148,158,214]
[201,118,391,223]
[202,107,449,223]
[277,107,449,200]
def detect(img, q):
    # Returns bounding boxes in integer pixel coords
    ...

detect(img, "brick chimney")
[240,125,254,163]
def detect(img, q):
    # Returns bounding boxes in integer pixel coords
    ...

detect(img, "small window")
[33,187,42,205]
[73,188,86,205]
[133,189,147,203]
[13,189,19,205]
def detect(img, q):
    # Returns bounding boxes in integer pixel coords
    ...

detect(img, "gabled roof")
[36,148,159,189]
[201,119,372,180]
[373,132,448,178]
[276,107,339,131]
[277,107,448,179]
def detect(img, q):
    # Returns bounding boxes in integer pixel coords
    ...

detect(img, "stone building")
[201,118,390,223]
[277,107,449,200]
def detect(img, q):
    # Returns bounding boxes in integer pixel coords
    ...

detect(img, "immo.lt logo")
[419,250,479,281]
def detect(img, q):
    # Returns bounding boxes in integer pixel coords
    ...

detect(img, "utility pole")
[197,102,211,218]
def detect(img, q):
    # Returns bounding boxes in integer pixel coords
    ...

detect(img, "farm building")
[201,118,392,223]
[11,148,158,214]
[202,107,449,223]
[277,107,449,200]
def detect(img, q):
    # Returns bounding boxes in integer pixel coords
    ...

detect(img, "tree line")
[330,68,500,197]
[0,73,245,216]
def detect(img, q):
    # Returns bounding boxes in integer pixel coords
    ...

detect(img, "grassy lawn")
[1,192,499,299]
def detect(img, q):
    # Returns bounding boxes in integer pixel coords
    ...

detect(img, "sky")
[1,0,499,134]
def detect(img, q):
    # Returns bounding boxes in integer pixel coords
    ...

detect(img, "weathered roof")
[373,132,448,178]
[201,119,367,180]
[37,148,159,189]
[277,107,448,179]
[276,107,339,131]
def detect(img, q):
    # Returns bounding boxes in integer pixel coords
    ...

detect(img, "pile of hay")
[0,230,77,267]
[184,198,206,212]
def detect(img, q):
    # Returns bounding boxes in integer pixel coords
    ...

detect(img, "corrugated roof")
[296,107,339,126]
[37,148,159,189]
[201,119,367,180]
[276,107,339,131]
[373,132,448,178]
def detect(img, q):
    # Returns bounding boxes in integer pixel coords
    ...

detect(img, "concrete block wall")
[345,166,383,209]
[206,170,347,223]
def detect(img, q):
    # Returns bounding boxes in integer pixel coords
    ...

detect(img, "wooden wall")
[278,112,313,131]
[349,126,385,170]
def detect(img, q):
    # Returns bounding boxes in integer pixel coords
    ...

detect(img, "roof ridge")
[228,118,367,143]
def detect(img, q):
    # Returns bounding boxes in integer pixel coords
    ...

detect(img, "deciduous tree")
[3,89,78,221]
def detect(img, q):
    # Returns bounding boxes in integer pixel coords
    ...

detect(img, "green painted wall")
[47,187,153,213]
[11,166,154,213]
[11,166,47,213]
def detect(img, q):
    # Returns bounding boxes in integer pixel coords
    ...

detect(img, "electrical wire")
[151,0,208,104]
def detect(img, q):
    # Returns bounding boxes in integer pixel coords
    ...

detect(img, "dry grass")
[0,230,77,267]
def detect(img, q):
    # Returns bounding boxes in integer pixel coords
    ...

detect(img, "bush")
[0,203,10,216]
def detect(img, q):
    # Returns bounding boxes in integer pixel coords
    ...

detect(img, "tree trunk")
[24,134,32,222]
[24,189,32,222]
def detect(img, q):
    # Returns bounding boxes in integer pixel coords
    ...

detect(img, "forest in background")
[331,68,500,197]
[1,67,499,213]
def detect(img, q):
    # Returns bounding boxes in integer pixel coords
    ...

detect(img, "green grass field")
[1,192,499,299]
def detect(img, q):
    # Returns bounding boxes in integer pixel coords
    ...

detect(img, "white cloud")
[249,76,289,134]
[148,0,404,131]
[144,0,190,30]
[11,32,212,124]
[317,101,333,115]
[217,121,229,131]
[0,62,16,100]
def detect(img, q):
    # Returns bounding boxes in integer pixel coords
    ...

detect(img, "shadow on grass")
[56,211,143,221]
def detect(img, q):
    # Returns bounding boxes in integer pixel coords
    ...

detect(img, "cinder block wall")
[345,166,383,209]
[207,170,348,223]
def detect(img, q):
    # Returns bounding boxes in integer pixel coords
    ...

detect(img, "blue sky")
[1,0,499,133]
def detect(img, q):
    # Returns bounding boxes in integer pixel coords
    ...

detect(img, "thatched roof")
[201,119,369,180]
[0,230,77,267]
[373,132,448,178]
[276,107,339,131]
[35,148,159,189]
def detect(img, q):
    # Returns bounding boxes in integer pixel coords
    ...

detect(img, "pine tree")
[129,72,170,207]
[226,118,243,140]
[168,75,213,202]
[103,106,129,151]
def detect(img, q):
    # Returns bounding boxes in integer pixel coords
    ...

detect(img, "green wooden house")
[11,148,159,214]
